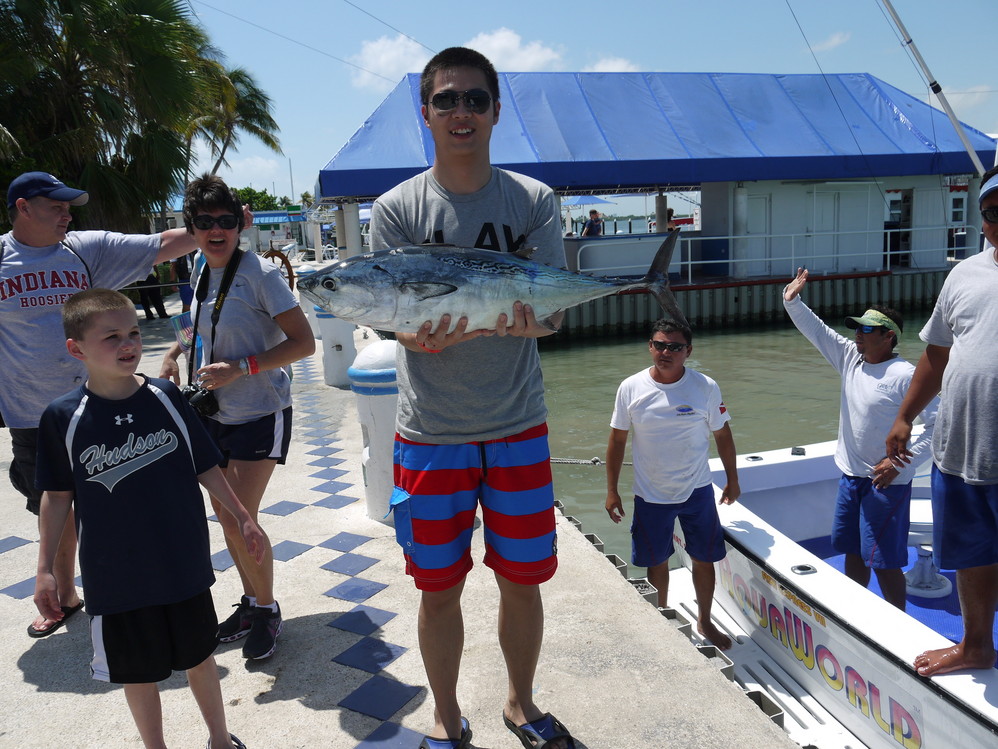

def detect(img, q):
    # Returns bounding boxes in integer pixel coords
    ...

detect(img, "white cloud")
[187,141,285,194]
[583,57,640,73]
[464,28,562,71]
[812,32,851,53]
[349,36,432,93]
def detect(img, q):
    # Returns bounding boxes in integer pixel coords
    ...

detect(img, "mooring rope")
[550,457,632,466]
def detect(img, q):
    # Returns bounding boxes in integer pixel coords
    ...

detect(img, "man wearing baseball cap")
[887,165,998,676]
[1,171,205,637]
[784,271,937,611]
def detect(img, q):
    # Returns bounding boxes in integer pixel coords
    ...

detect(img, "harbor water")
[541,311,932,567]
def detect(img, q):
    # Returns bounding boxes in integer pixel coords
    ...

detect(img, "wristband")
[417,340,441,353]
[247,355,260,375]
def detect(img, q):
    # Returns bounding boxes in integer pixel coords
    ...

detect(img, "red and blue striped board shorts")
[391,422,558,591]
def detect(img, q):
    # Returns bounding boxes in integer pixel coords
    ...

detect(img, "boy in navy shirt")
[33,288,264,749]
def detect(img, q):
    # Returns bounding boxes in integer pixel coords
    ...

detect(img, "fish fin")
[398,281,458,301]
[512,246,537,260]
[643,231,690,328]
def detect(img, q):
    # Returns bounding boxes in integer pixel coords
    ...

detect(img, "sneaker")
[242,603,283,660]
[205,733,247,749]
[217,596,253,642]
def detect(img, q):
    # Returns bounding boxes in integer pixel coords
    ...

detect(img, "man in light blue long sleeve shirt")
[784,268,937,610]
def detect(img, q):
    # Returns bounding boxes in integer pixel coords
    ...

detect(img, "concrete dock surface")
[0,295,796,749]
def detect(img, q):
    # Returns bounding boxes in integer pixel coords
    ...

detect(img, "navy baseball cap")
[7,172,89,209]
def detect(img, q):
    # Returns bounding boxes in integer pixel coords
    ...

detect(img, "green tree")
[234,186,278,211]
[300,191,314,208]
[0,0,216,230]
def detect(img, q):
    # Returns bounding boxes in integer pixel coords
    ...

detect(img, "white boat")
[660,436,998,748]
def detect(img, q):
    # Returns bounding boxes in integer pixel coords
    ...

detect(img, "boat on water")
[659,436,998,748]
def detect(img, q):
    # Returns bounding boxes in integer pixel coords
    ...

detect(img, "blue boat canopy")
[317,71,996,202]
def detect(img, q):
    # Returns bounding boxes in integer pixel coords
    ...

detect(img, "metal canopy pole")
[880,0,986,177]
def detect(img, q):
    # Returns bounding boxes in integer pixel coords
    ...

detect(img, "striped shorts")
[391,423,558,592]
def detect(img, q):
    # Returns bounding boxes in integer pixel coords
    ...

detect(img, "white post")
[348,341,399,524]
[733,184,748,278]
[654,191,669,233]
[342,202,363,259]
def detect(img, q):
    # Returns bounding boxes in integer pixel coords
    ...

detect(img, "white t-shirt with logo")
[610,367,730,504]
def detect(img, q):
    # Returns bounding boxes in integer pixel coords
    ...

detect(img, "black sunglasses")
[429,89,493,114]
[193,214,239,231]
[981,207,998,224]
[650,340,689,352]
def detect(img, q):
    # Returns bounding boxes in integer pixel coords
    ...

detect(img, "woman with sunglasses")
[161,174,315,661]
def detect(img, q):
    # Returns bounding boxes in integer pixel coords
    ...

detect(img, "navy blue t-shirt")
[36,376,222,615]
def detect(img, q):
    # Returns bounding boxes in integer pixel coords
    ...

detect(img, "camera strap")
[187,249,244,386]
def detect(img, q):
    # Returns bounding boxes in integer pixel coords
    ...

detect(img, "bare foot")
[914,643,997,676]
[699,620,732,650]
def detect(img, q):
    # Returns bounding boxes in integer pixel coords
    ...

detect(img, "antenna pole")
[880,0,986,177]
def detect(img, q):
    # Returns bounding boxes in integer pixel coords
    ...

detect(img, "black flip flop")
[27,600,84,638]
[503,712,576,749]
[419,716,472,749]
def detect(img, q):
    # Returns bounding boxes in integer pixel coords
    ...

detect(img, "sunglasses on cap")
[650,340,689,352]
[192,214,240,230]
[981,207,998,224]
[429,89,493,114]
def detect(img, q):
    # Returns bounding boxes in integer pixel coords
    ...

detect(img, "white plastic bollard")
[348,340,399,524]
[295,265,321,340]
[316,309,357,387]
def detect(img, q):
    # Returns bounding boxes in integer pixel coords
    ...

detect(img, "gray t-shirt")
[369,168,565,443]
[191,250,299,424]
[920,249,998,484]
[0,230,160,428]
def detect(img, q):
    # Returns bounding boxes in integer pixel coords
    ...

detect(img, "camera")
[181,383,219,417]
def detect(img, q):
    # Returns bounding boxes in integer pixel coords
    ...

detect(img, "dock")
[0,294,796,749]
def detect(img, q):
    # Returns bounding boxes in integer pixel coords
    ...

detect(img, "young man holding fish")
[369,47,576,749]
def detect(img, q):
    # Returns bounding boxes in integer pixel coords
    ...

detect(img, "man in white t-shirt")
[887,165,998,676]
[605,318,740,650]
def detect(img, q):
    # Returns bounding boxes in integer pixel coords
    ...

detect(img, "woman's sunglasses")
[193,214,239,231]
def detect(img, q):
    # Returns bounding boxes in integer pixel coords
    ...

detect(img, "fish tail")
[643,230,690,328]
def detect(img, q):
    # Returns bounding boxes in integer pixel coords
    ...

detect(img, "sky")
[185,0,998,218]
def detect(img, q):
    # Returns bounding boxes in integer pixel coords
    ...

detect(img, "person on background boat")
[580,209,603,236]
[783,272,937,611]
[665,207,677,231]
[368,47,576,749]
[886,164,998,676]
[1,170,209,638]
[160,175,314,662]
[604,317,739,650]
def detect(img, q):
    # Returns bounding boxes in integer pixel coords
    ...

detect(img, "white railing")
[574,224,975,282]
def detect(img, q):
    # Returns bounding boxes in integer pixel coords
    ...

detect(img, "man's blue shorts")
[832,475,911,569]
[630,485,725,567]
[931,465,998,570]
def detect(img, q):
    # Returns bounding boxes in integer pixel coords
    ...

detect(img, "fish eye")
[321,278,337,291]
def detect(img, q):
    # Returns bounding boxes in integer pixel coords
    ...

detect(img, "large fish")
[298,230,687,333]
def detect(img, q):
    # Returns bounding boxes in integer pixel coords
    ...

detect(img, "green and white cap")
[844,309,901,339]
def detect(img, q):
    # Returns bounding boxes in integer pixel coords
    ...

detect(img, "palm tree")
[0,1,271,231]
[206,67,282,175]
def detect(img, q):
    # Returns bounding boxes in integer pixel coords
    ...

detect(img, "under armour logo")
[114,414,133,425]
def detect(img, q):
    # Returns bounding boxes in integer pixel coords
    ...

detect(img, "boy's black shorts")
[90,589,219,684]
